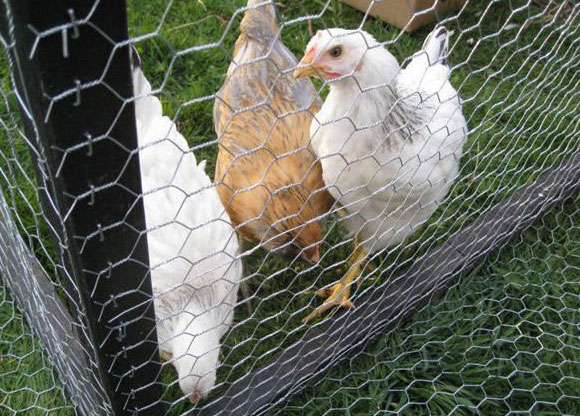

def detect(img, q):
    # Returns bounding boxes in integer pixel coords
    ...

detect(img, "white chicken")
[294,27,467,321]
[131,49,242,403]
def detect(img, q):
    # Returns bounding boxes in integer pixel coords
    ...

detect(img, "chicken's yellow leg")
[303,236,368,323]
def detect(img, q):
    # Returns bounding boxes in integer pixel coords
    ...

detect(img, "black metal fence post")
[0,0,165,414]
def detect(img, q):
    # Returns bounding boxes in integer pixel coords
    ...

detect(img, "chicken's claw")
[302,267,360,323]
[302,283,355,323]
[303,240,368,323]
[315,287,335,298]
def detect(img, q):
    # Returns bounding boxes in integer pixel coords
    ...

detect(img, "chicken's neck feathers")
[135,63,239,285]
[220,0,319,119]
[316,47,449,153]
[324,48,401,121]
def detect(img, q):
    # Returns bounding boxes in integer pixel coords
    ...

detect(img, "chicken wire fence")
[0,0,579,415]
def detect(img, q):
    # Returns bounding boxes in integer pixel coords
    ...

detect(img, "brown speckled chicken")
[214,0,333,264]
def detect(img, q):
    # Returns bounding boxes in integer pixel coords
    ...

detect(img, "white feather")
[132,59,242,399]
[310,27,467,254]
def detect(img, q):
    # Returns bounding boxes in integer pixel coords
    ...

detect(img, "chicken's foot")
[303,240,367,323]
[329,234,373,284]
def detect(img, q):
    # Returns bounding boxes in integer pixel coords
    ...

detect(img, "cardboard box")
[341,0,465,32]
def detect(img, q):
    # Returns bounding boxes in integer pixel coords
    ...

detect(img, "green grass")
[277,195,580,415]
[0,287,75,416]
[1,0,579,414]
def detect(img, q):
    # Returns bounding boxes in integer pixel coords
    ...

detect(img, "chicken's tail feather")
[130,46,167,146]
[422,26,450,67]
[130,45,142,71]
[130,46,154,103]
[240,0,278,39]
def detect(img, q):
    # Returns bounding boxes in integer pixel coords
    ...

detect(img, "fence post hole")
[0,0,166,414]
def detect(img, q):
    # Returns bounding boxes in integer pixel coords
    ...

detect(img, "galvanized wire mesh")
[0,4,113,414]
[0,0,579,415]
[279,193,580,415]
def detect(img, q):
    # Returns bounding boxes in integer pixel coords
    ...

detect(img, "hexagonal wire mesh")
[0,0,579,415]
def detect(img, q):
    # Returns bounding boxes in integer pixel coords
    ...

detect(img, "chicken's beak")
[190,391,201,405]
[294,53,318,79]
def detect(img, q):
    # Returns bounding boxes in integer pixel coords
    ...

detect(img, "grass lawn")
[278,195,580,415]
[1,0,579,415]
[0,287,75,416]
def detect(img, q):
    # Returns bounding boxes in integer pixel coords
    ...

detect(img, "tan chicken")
[214,0,333,264]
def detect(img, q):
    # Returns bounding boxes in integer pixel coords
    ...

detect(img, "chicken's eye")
[329,46,343,59]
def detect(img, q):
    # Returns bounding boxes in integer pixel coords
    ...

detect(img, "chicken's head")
[169,309,225,405]
[294,28,399,85]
